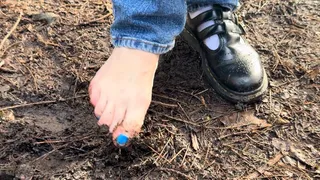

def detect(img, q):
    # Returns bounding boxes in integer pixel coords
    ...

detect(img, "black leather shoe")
[181,5,268,103]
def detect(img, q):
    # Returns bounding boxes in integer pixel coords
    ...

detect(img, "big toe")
[112,106,147,146]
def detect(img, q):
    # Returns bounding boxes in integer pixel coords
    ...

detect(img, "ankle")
[111,47,159,71]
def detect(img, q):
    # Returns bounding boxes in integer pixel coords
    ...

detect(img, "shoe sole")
[180,28,268,103]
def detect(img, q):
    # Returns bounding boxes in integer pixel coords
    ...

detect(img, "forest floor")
[0,0,319,179]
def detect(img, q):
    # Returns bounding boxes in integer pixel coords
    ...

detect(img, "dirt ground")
[0,0,319,179]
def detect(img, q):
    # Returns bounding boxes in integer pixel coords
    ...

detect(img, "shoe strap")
[197,21,245,41]
[190,7,246,41]
[191,7,235,28]
[198,23,225,40]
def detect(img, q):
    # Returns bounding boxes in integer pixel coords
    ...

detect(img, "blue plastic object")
[116,134,129,146]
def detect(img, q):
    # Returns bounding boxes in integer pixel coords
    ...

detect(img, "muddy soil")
[0,0,319,179]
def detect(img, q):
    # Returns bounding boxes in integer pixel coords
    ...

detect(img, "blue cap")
[116,134,129,146]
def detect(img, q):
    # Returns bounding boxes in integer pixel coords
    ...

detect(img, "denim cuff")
[112,36,175,55]
[188,0,240,12]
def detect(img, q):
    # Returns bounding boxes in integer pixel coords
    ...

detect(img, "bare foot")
[89,47,159,146]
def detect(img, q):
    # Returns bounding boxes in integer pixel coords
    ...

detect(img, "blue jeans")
[111,0,239,54]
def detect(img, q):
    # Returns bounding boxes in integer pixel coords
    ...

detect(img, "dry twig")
[0,11,22,57]
[149,109,200,126]
[77,12,112,26]
[155,136,173,164]
[151,100,178,108]
[0,94,88,111]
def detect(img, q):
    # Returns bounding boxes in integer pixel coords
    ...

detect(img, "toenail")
[116,134,129,146]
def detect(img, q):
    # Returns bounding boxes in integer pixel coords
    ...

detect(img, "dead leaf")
[221,110,272,130]
[244,152,284,179]
[291,146,318,169]
[272,138,320,173]
[242,111,272,128]
[0,110,15,121]
[0,84,10,92]
[36,33,60,47]
[272,138,290,152]
[191,132,199,151]
[306,67,320,81]
[32,12,60,25]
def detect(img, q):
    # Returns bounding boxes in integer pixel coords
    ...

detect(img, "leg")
[182,0,268,102]
[89,0,187,146]
[111,0,187,54]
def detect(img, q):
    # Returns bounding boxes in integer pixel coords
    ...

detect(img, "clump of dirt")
[0,0,319,179]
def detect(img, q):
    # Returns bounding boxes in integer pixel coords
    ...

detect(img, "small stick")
[0,12,22,56]
[163,115,199,126]
[0,9,7,17]
[155,136,173,164]
[77,12,112,26]
[204,145,210,165]
[178,103,192,122]
[176,89,202,102]
[0,67,17,73]
[31,149,57,162]
[146,144,170,163]
[33,135,95,145]
[216,131,251,141]
[0,94,88,111]
[0,40,21,58]
[197,114,224,124]
[194,89,208,96]
[222,137,249,146]
[153,93,187,105]
[34,140,67,145]
[151,100,177,108]
[180,145,189,167]
[169,147,185,163]
[157,167,193,180]
[30,143,69,163]
[149,109,200,126]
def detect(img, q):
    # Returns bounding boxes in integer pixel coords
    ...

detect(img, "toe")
[98,102,115,126]
[109,105,126,133]
[112,104,148,142]
[89,84,101,106]
[94,94,108,119]
[112,126,130,146]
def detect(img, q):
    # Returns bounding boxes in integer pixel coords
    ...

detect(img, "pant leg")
[187,0,239,12]
[111,0,187,54]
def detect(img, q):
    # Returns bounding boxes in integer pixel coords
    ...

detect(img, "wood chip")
[200,95,207,107]
[191,132,199,151]
[0,60,4,67]
[276,117,290,124]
